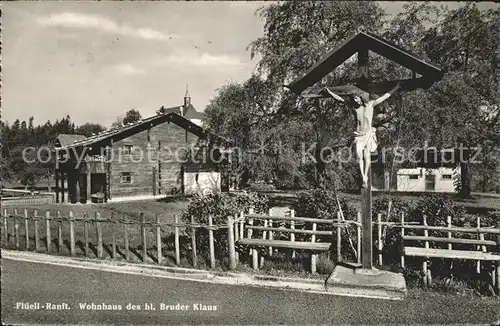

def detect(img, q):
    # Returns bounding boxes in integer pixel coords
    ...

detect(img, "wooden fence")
[2,207,499,279]
[1,191,56,206]
[1,208,240,270]
[238,209,420,272]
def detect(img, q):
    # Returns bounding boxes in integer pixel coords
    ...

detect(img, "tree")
[123,109,142,125]
[110,116,124,129]
[246,1,390,189]
[75,123,106,137]
[414,4,500,197]
[205,2,499,194]
[204,76,282,187]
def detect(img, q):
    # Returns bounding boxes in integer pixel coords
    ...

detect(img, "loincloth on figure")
[354,127,378,152]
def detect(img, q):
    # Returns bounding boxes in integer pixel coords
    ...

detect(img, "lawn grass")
[267,190,500,215]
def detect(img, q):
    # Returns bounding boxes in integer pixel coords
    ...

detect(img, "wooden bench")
[402,215,500,292]
[235,209,339,274]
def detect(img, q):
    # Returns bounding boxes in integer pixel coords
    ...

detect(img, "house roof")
[56,134,87,147]
[183,104,204,119]
[56,106,229,151]
[287,31,444,95]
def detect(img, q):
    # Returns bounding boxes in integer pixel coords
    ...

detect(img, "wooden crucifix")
[286,31,443,270]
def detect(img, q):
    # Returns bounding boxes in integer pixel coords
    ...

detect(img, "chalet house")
[396,148,462,193]
[397,167,459,193]
[54,92,230,204]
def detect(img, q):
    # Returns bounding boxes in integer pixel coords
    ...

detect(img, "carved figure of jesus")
[351,84,400,188]
[325,83,400,188]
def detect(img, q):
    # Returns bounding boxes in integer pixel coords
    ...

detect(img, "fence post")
[311,222,317,274]
[14,214,19,250]
[239,211,244,249]
[290,209,296,259]
[227,215,236,270]
[423,215,430,288]
[24,209,29,250]
[69,211,75,256]
[96,212,103,259]
[190,215,197,267]
[57,211,63,253]
[45,211,51,253]
[400,212,405,269]
[111,213,116,259]
[208,215,215,269]
[260,219,268,268]
[124,218,129,261]
[337,211,342,262]
[234,214,239,264]
[3,208,8,246]
[447,216,452,250]
[377,213,382,266]
[477,216,483,274]
[156,214,162,265]
[13,209,18,246]
[34,210,40,251]
[83,213,89,257]
[268,208,273,256]
[141,213,147,263]
[174,214,180,266]
[495,262,500,295]
[357,212,362,264]
[248,208,258,270]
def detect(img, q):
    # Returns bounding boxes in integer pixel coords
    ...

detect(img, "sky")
[2,1,498,127]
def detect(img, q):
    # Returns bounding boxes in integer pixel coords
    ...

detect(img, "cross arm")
[300,77,438,99]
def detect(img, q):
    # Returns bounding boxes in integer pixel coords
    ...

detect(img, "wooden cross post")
[358,47,373,270]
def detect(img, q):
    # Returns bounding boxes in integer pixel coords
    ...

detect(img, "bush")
[372,195,416,222]
[182,191,268,226]
[372,196,417,266]
[181,191,269,267]
[292,189,358,261]
[410,193,466,226]
[247,181,276,192]
[292,189,357,220]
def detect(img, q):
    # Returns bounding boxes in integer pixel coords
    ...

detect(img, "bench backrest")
[402,215,500,253]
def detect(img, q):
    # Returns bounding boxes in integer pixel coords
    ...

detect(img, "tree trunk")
[459,149,472,198]
[314,134,327,190]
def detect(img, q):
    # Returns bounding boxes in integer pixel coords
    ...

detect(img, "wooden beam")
[75,172,81,204]
[403,235,497,246]
[153,167,157,196]
[246,225,333,236]
[55,171,60,204]
[361,77,436,93]
[287,32,443,95]
[361,171,373,269]
[357,46,374,270]
[60,171,65,203]
[245,214,338,224]
[358,48,369,84]
[404,247,500,261]
[362,33,443,78]
[402,224,500,235]
[237,238,331,251]
[303,77,436,98]
[86,169,91,204]
[287,33,362,94]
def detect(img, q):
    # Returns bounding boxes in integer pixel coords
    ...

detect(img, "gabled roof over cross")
[286,31,444,96]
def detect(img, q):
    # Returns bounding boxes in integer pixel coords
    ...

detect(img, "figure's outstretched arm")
[373,82,401,106]
[324,87,345,102]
